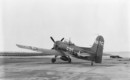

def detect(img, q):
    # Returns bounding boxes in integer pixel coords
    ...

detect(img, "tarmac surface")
[0,56,130,80]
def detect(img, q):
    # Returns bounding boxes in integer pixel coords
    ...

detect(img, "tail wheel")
[90,56,95,66]
[91,61,94,66]
[68,58,71,63]
[51,58,56,63]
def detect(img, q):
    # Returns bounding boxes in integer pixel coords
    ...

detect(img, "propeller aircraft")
[16,35,104,66]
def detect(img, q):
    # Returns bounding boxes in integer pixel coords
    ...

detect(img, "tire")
[51,58,56,63]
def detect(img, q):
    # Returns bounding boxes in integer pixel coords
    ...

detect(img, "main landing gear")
[60,56,72,63]
[68,57,71,63]
[51,55,72,63]
[51,55,57,63]
[51,58,56,63]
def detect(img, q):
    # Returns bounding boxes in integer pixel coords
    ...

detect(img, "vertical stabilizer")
[91,35,104,63]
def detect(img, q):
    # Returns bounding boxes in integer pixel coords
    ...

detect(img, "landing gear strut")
[68,57,71,63]
[51,55,57,63]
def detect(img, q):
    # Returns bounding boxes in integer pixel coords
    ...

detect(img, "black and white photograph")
[0,0,130,80]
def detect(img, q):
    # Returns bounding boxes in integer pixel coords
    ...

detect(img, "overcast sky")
[0,0,130,53]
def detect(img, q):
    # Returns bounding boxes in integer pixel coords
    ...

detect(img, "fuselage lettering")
[95,40,104,46]
[66,47,74,52]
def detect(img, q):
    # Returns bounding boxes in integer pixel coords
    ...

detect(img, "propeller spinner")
[50,36,64,49]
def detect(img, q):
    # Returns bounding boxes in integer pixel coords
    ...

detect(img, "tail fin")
[91,35,104,63]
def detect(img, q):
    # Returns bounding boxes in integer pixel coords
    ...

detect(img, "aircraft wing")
[16,44,62,55]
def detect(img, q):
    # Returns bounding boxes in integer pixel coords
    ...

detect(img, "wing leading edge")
[16,44,61,55]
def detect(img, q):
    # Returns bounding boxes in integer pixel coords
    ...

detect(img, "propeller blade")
[50,36,55,43]
[61,38,64,41]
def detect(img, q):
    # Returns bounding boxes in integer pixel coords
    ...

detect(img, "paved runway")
[0,56,130,80]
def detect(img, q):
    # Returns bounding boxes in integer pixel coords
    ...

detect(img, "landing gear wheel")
[51,58,56,63]
[68,58,71,63]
